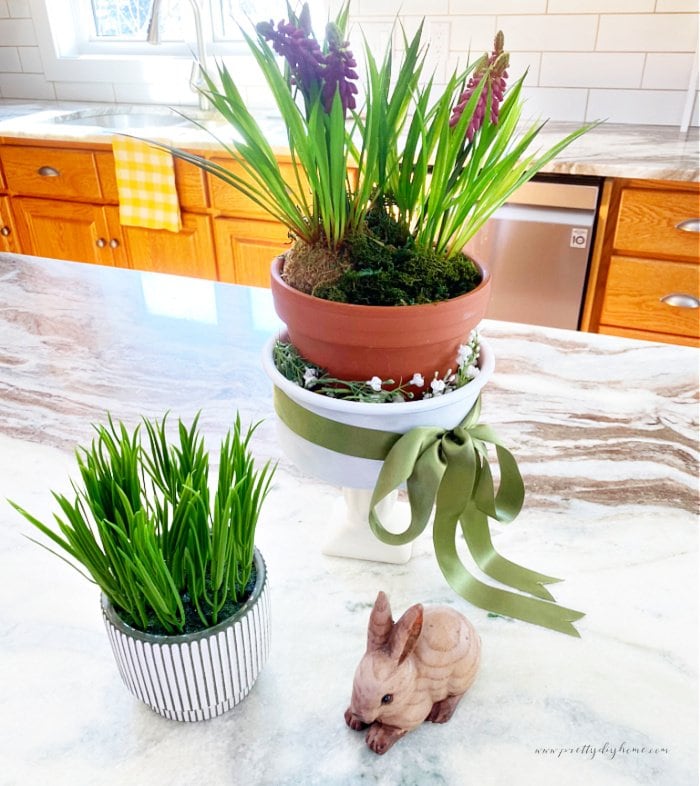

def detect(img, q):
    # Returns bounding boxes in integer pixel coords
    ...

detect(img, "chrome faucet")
[147,0,209,110]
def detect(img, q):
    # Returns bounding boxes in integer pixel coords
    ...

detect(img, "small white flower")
[430,378,446,395]
[409,372,424,387]
[366,376,383,392]
[456,344,471,367]
[303,367,318,387]
[466,364,480,379]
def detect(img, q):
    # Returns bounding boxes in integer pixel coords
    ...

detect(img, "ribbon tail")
[369,432,444,546]
[460,505,561,601]
[433,509,585,638]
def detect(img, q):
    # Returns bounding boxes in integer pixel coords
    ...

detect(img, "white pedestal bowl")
[262,336,495,564]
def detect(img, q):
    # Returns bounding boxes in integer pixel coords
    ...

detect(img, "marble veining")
[0,253,697,785]
[0,102,698,181]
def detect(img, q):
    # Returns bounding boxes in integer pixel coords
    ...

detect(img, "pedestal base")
[322,488,413,565]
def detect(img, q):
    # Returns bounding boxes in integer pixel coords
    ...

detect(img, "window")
[73,1,327,47]
[31,0,330,86]
[91,0,153,39]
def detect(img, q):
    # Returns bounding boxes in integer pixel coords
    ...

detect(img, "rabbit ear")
[367,591,394,652]
[388,604,423,665]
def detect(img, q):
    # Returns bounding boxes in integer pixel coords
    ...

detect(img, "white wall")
[0,0,698,126]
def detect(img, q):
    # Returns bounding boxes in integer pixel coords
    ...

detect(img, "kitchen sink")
[52,108,193,130]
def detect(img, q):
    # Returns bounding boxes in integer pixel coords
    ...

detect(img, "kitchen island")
[0,253,697,786]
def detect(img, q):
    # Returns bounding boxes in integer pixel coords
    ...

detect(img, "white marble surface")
[0,253,697,785]
[0,100,698,181]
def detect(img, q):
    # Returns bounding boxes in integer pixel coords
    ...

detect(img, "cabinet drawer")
[209,156,305,219]
[1,145,103,201]
[600,255,699,339]
[614,187,700,260]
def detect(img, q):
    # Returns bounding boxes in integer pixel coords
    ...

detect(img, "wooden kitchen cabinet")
[0,160,20,253]
[214,216,291,287]
[208,153,300,286]
[13,197,126,266]
[0,195,19,253]
[0,140,214,278]
[123,213,217,280]
[582,179,700,347]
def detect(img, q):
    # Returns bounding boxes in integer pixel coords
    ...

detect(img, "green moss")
[313,206,481,305]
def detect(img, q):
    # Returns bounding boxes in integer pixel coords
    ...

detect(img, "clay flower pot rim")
[101,548,267,644]
[270,255,491,313]
[262,335,495,416]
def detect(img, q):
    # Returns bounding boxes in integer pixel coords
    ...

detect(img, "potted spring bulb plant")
[151,5,589,636]
[161,2,595,395]
[10,412,275,721]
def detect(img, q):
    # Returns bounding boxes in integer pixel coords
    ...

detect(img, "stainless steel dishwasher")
[465,175,602,330]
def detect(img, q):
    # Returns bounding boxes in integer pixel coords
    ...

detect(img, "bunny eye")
[381,694,393,705]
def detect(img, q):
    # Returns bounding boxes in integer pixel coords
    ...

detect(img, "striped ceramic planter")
[101,549,270,722]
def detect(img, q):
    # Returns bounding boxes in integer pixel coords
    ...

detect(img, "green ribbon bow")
[274,387,584,636]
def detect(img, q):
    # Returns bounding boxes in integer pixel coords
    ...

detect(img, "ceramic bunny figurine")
[344,591,481,755]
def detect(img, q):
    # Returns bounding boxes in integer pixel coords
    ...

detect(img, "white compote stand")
[262,336,495,564]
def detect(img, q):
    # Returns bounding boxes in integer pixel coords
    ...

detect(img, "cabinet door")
[118,212,217,280]
[13,197,118,265]
[0,195,20,253]
[214,217,291,287]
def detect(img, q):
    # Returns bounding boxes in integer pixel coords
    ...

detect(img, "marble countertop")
[0,253,697,785]
[0,100,698,182]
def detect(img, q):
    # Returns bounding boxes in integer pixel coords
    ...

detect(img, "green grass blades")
[9,413,275,635]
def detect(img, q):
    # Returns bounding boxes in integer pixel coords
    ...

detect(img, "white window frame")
[31,0,333,85]
[30,0,240,84]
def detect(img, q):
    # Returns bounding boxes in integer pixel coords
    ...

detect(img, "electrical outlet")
[426,21,450,83]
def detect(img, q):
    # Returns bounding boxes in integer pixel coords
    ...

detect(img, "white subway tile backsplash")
[358,0,448,14]
[587,88,690,124]
[541,52,645,89]
[7,0,30,17]
[548,0,653,12]
[0,47,20,72]
[655,0,699,11]
[642,53,696,89]
[54,81,116,103]
[520,86,589,122]
[17,45,41,73]
[597,14,698,52]
[347,20,393,58]
[448,17,498,57]
[448,0,546,12]
[113,81,196,106]
[495,15,598,52]
[502,52,542,85]
[0,71,54,99]
[0,2,697,127]
[0,18,36,46]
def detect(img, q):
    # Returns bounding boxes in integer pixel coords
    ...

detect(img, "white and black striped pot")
[101,549,270,722]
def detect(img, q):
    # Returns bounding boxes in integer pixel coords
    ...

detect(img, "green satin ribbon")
[274,387,584,637]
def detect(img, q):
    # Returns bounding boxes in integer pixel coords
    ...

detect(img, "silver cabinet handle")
[109,238,120,249]
[0,226,10,237]
[96,238,107,248]
[660,293,700,308]
[37,166,60,177]
[675,218,700,233]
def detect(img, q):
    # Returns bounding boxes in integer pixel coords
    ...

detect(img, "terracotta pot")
[269,256,491,389]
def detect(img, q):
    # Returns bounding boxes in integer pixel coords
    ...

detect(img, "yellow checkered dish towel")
[112,136,182,232]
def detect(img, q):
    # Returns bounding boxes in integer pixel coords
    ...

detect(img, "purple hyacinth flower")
[256,17,325,96]
[322,23,359,114]
[450,31,509,141]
